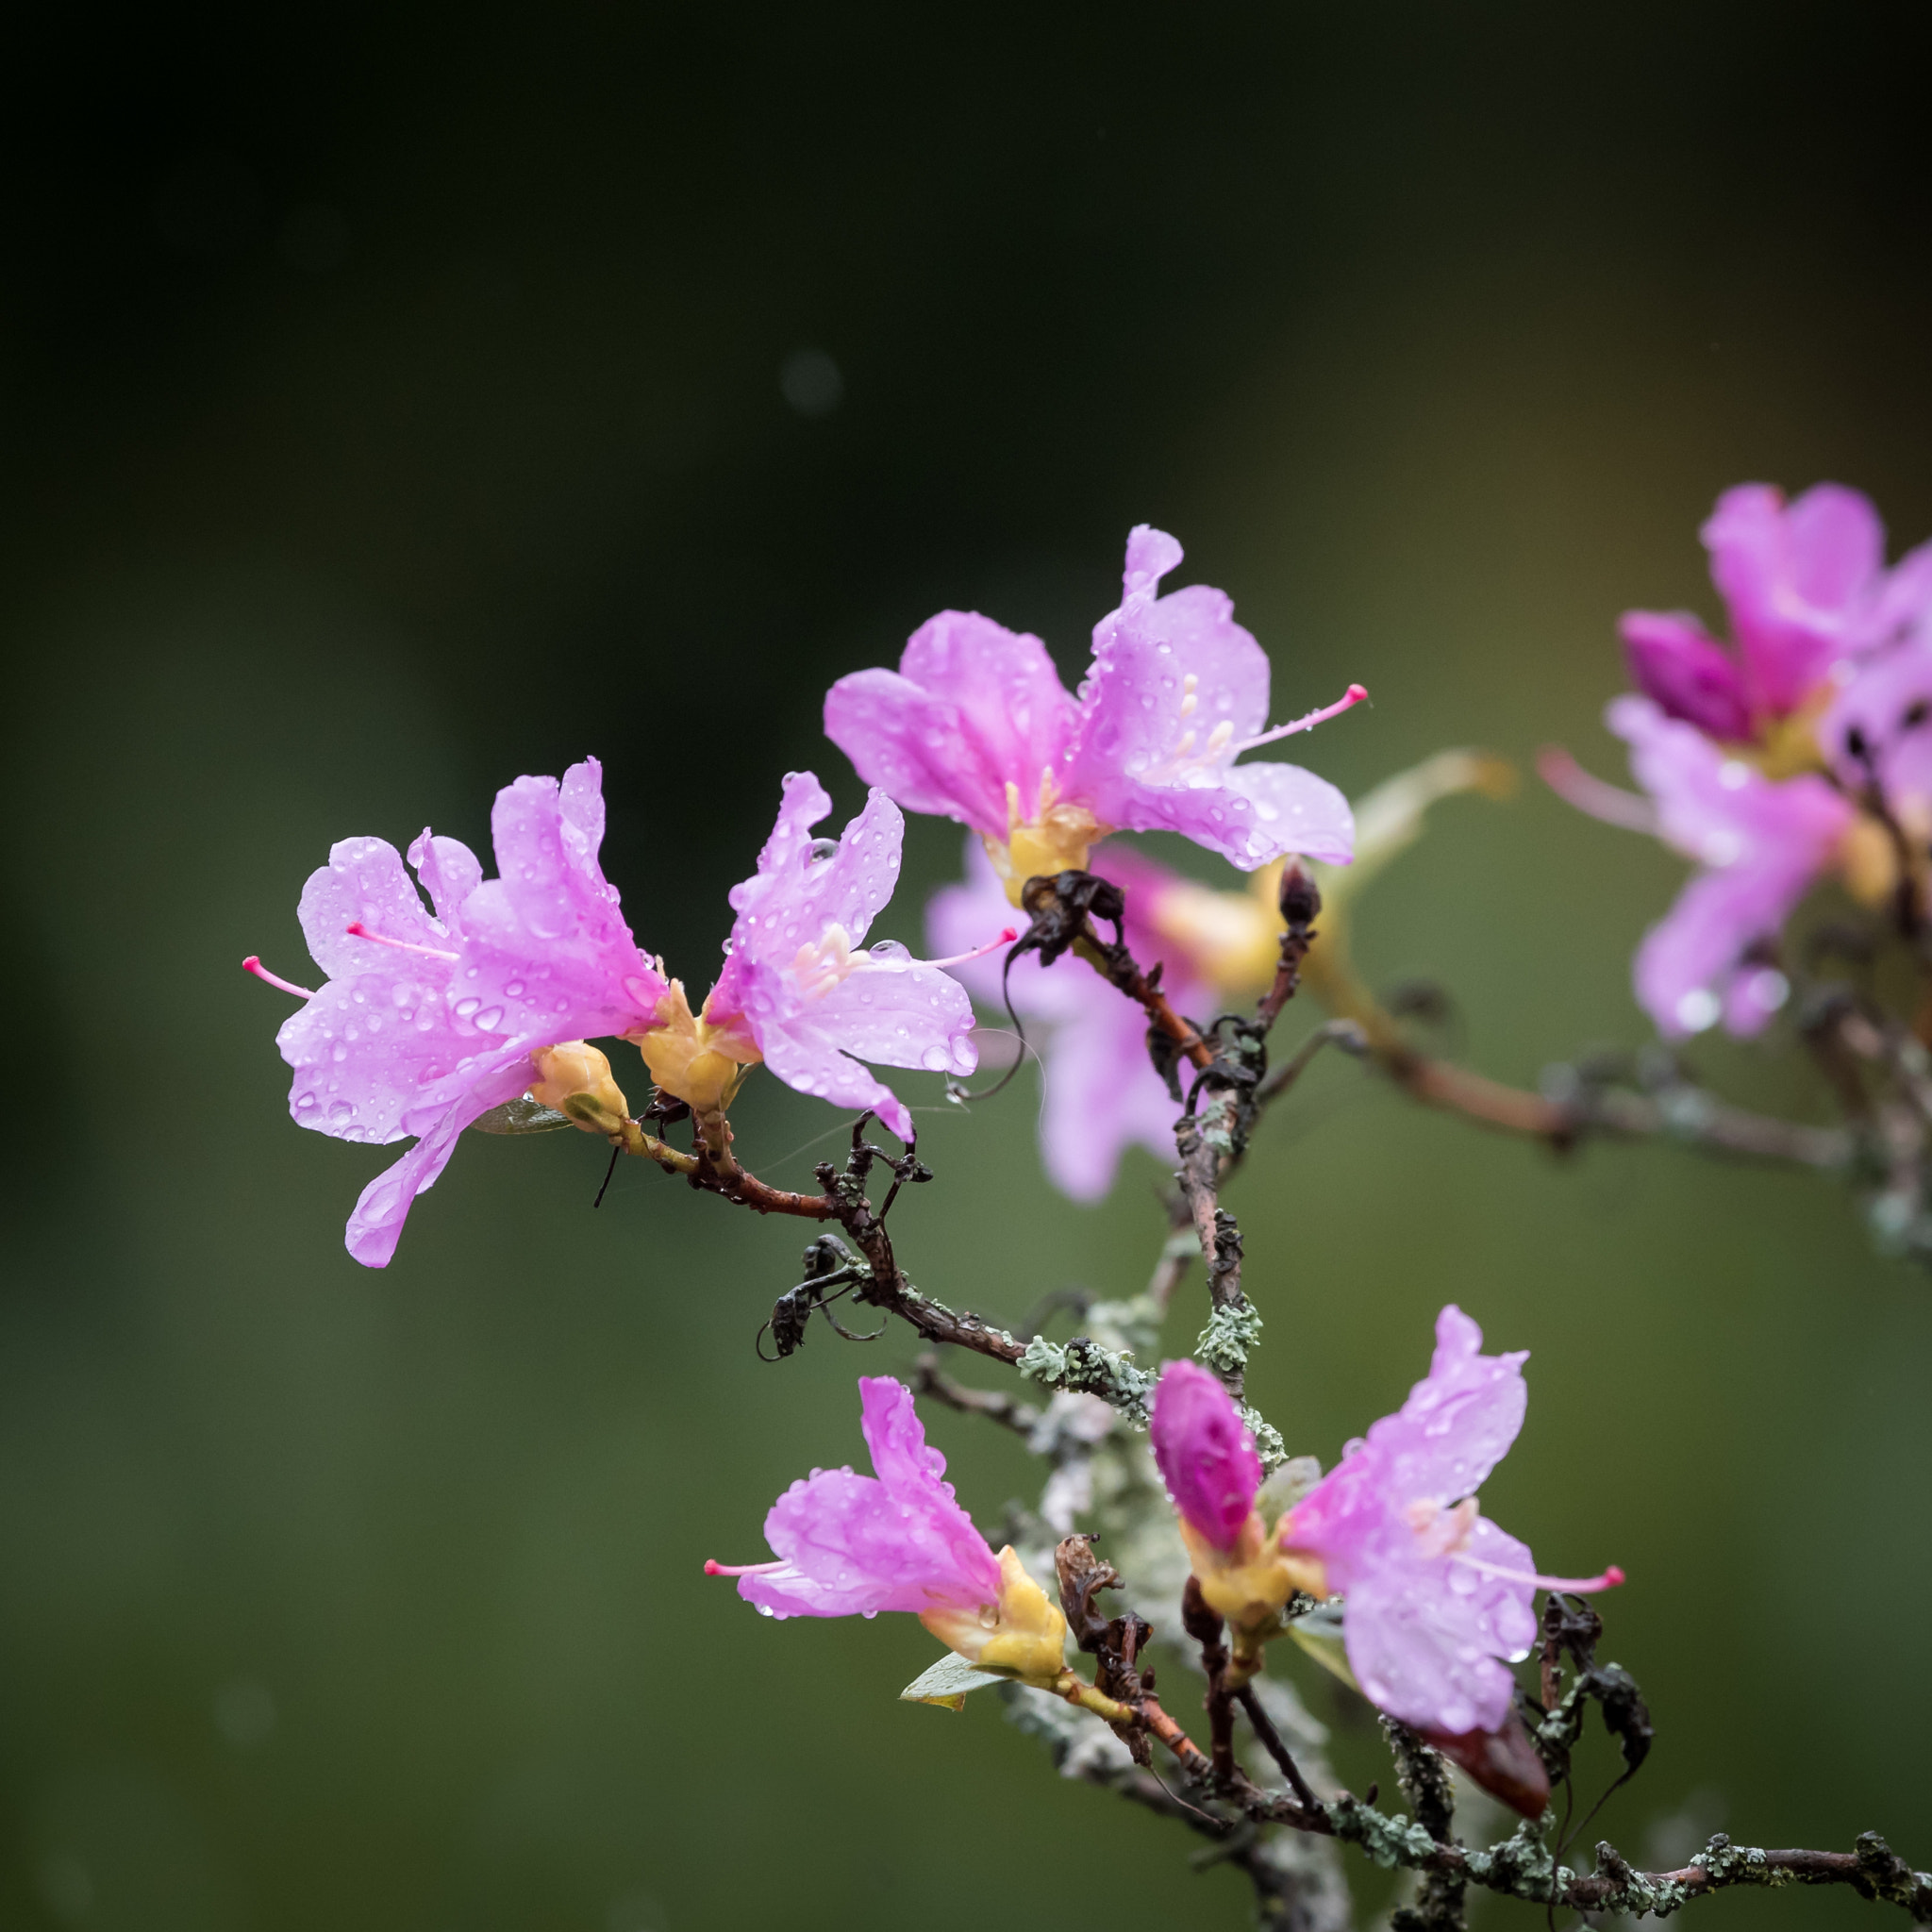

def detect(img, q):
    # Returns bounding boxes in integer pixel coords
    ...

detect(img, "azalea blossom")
[1622,482,1932,746]
[825,525,1362,902]
[1275,1305,1621,1740]
[705,1376,1069,1686]
[638,772,984,1141]
[1544,482,1932,1039]
[1547,697,1855,1038]
[247,758,669,1268]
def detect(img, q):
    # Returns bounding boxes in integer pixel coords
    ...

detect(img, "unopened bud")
[1278,862,1322,932]
[528,1041,631,1136]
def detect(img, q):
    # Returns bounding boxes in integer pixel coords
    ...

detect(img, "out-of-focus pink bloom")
[1277,1306,1622,1739]
[825,525,1360,895]
[252,758,669,1268]
[928,837,1205,1198]
[1621,483,1932,736]
[1594,696,1854,1038]
[1151,1358,1263,1552]
[706,1376,1069,1683]
[647,772,981,1141]
[1824,630,1932,829]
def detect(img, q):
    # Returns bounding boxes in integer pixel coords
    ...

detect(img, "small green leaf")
[899,1652,1005,1711]
[471,1096,573,1136]
[1286,1602,1359,1692]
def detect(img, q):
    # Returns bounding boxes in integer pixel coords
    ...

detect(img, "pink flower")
[825,525,1360,898]
[1608,696,1852,1038]
[927,837,1206,1198]
[1151,1358,1263,1551]
[641,773,982,1141]
[1277,1306,1621,1739]
[706,1377,1069,1683]
[249,758,669,1268]
[1621,482,1932,738]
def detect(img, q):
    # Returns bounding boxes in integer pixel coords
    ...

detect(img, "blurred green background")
[2,3,1929,1926]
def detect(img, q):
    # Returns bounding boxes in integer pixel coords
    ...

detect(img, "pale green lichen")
[1016,1335,1156,1424]
[1194,1297,1264,1379]
[1241,1406,1287,1471]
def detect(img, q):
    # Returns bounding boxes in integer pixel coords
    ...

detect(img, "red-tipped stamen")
[704,1558,787,1577]
[1457,1554,1625,1593]
[1233,682,1371,754]
[345,919,459,962]
[1537,746,1659,835]
[242,955,318,1000]
[924,925,1021,971]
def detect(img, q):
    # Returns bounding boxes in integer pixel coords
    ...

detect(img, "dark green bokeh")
[2,5,1928,1926]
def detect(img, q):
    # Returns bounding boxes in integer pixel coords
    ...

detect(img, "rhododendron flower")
[638,773,982,1140]
[825,525,1361,901]
[706,1376,1069,1686]
[1275,1306,1621,1739]
[1549,697,1854,1038]
[1622,482,1932,747]
[247,758,670,1268]
[1149,1360,1304,1649]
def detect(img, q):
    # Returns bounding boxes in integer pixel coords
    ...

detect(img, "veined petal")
[1361,1304,1528,1505]
[342,1050,535,1268]
[824,613,1079,838]
[299,837,450,983]
[735,1378,1002,1620]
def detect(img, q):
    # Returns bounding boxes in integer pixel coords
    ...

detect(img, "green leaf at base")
[900,1652,1006,1711]
[472,1096,574,1135]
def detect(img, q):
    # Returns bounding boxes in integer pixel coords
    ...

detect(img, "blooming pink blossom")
[706,1377,1069,1683]
[251,758,669,1268]
[825,526,1360,894]
[1622,483,1932,738]
[1551,697,1854,1039]
[1150,1358,1263,1551]
[927,837,1203,1198]
[646,773,981,1141]
[1277,1306,1621,1739]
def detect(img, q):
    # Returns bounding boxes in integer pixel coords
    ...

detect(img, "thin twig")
[909,1354,1041,1435]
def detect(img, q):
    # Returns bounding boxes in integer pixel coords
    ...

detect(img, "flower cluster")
[710,1307,1620,1790]
[249,764,986,1262]
[1547,482,1932,1038]
[250,525,1367,1257]
[242,501,1927,1917]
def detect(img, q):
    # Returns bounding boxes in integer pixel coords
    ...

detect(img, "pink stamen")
[242,955,317,1000]
[1537,746,1659,836]
[345,919,459,962]
[704,1558,787,1577]
[1457,1554,1625,1593]
[1232,682,1371,755]
[924,925,1021,971]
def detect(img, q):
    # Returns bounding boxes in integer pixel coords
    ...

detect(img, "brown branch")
[816,1135,1026,1368]
[1073,931,1215,1071]
[612,1115,835,1217]
[1182,1577,1239,1782]
[909,1354,1041,1435]
[1237,1685,1322,1816]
